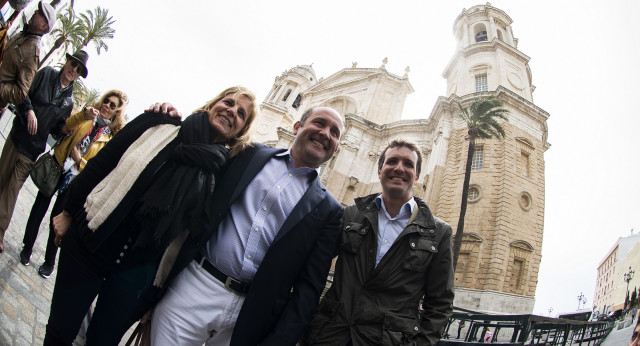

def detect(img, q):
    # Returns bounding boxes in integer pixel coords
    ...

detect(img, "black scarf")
[134,112,229,249]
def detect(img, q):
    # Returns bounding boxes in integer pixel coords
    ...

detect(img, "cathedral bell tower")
[254,65,318,144]
[433,3,550,314]
[443,3,535,102]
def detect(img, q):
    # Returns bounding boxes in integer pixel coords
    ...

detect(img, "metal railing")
[437,312,614,345]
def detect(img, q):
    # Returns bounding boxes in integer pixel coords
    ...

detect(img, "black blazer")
[173,143,344,346]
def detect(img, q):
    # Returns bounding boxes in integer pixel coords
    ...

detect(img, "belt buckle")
[225,276,240,291]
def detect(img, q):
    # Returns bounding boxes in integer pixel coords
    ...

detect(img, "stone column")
[488,16,496,41]
[274,83,287,103]
[462,20,470,47]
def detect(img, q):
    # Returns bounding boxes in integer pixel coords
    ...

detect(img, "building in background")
[593,231,640,315]
[255,3,550,314]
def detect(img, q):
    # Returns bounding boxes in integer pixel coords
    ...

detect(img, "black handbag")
[30,150,62,197]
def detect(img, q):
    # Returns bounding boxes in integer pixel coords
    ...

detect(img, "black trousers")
[22,182,69,265]
[43,224,160,346]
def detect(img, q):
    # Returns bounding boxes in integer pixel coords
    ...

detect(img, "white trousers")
[150,260,245,345]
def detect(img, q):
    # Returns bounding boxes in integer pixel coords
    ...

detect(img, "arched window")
[496,29,504,41]
[474,23,488,42]
[282,89,292,102]
[292,94,302,109]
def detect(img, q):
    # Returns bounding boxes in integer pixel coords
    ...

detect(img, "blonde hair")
[93,89,128,134]
[194,86,258,157]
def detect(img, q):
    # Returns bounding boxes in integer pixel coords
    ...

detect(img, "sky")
[29,0,640,316]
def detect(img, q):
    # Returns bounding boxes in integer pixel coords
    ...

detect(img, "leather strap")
[195,252,251,295]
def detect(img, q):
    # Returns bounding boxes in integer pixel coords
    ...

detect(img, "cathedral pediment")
[305,67,413,95]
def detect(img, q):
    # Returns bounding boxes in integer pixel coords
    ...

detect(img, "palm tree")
[453,96,509,269]
[39,3,84,68]
[77,6,115,54]
[72,78,100,110]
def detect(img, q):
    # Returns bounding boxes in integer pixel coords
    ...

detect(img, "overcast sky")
[47,0,640,316]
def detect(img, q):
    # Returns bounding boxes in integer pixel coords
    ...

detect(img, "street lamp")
[548,307,553,316]
[577,292,587,310]
[624,266,635,309]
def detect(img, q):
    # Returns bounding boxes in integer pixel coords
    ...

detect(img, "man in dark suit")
[151,106,345,346]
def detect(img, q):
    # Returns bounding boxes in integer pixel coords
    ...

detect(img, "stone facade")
[255,4,550,314]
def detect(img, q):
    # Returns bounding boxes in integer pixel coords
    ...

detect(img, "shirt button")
[288,174,292,177]
[262,206,267,211]
[123,245,128,250]
[254,227,259,232]
[116,259,121,264]
[414,326,419,331]
[411,242,416,248]
[430,229,435,234]
[247,255,251,259]
[119,252,125,257]
[431,246,436,251]
[384,239,388,244]
[277,185,281,189]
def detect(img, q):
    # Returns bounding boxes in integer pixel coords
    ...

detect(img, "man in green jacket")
[0,0,56,109]
[304,139,454,345]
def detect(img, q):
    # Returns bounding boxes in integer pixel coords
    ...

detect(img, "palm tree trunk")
[39,41,63,68]
[453,133,475,270]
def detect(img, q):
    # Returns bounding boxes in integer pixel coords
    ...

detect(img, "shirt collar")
[375,194,416,219]
[276,149,321,175]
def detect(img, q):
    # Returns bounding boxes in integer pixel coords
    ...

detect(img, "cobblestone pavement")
[0,133,61,345]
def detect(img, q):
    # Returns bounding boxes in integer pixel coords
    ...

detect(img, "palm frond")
[78,6,116,54]
[457,96,510,140]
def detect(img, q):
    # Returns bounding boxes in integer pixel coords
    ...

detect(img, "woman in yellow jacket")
[19,89,127,278]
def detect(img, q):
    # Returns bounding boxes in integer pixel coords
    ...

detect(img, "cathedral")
[254,3,550,314]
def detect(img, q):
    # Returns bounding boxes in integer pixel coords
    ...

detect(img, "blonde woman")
[45,86,258,345]
[20,90,128,278]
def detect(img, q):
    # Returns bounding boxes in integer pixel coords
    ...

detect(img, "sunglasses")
[70,60,84,75]
[103,98,118,110]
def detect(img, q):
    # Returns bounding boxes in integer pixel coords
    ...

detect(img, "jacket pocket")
[340,222,368,254]
[304,298,343,344]
[381,314,420,345]
[317,297,341,317]
[403,237,438,272]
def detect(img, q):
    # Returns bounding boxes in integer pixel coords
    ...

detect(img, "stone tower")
[256,3,550,314]
[435,3,550,313]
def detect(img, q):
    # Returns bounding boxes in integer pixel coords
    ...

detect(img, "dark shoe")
[19,248,31,266]
[38,263,54,278]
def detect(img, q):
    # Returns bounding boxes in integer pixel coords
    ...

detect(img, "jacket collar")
[355,192,437,229]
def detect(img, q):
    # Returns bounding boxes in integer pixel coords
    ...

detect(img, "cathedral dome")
[288,64,317,82]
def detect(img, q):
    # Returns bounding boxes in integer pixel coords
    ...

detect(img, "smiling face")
[378,145,420,202]
[208,93,251,142]
[290,107,343,168]
[61,59,81,86]
[99,95,120,120]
